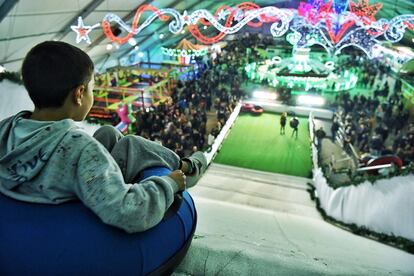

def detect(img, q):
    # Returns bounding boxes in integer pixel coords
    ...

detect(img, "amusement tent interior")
[0,0,414,275]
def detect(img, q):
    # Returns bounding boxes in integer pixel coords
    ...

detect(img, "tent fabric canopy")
[0,0,413,71]
[175,38,207,51]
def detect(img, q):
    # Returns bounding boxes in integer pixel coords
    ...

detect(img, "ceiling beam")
[0,0,18,23]
[0,56,23,65]
[0,31,59,42]
[53,0,105,41]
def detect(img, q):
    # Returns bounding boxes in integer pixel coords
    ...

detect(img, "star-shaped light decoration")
[233,8,244,22]
[182,10,190,24]
[71,17,100,44]
[332,0,350,15]
[217,9,230,21]
[298,0,332,25]
[349,0,383,22]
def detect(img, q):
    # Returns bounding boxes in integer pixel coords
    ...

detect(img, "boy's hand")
[169,170,186,191]
[180,160,191,175]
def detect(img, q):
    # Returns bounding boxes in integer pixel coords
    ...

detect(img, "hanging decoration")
[70,17,100,44]
[243,50,359,92]
[161,48,208,58]
[100,3,293,45]
[161,38,208,64]
[349,0,383,22]
[290,0,414,58]
[71,1,414,59]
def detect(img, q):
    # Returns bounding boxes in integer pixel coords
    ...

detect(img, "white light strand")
[70,17,100,44]
[161,47,208,57]
[72,4,414,60]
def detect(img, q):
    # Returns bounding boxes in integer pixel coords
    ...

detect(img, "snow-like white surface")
[176,164,414,275]
[314,167,414,241]
[2,81,413,275]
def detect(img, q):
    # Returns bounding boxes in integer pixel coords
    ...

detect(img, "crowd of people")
[108,33,271,157]
[98,35,414,168]
[134,93,209,158]
[331,83,414,166]
[338,54,392,91]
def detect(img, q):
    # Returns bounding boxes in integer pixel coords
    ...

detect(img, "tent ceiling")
[0,0,413,71]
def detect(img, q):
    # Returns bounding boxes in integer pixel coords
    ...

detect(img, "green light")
[161,47,208,57]
[244,59,358,92]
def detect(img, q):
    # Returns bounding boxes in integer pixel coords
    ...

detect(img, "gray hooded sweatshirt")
[0,111,180,233]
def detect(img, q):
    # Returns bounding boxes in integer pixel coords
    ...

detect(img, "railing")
[312,112,406,180]
[308,112,319,169]
[204,103,241,165]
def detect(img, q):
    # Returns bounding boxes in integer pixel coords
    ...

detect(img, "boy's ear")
[73,85,85,105]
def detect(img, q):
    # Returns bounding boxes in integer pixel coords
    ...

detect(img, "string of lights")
[71,0,414,59]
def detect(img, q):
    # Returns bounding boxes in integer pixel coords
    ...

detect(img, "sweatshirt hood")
[0,111,77,190]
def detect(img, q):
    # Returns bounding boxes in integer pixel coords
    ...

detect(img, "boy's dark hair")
[22,41,94,108]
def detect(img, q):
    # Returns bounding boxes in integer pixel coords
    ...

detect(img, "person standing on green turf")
[290,117,299,139]
[280,112,287,135]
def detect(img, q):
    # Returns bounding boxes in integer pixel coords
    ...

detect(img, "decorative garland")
[71,1,414,59]
[161,47,208,58]
[306,183,414,253]
[100,3,292,45]
[345,165,414,187]
[317,146,414,189]
[309,115,414,254]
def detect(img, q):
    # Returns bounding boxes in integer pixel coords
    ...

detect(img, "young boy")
[0,41,207,233]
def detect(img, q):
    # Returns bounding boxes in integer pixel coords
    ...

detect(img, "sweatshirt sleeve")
[73,141,179,233]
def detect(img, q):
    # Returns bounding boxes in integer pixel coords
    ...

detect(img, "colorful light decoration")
[245,54,359,92]
[161,47,208,58]
[291,0,414,58]
[71,1,414,59]
[325,61,335,70]
[70,17,100,44]
[162,38,208,64]
[100,3,293,45]
[349,0,383,21]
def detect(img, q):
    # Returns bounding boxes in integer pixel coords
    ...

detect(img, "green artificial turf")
[214,112,312,178]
